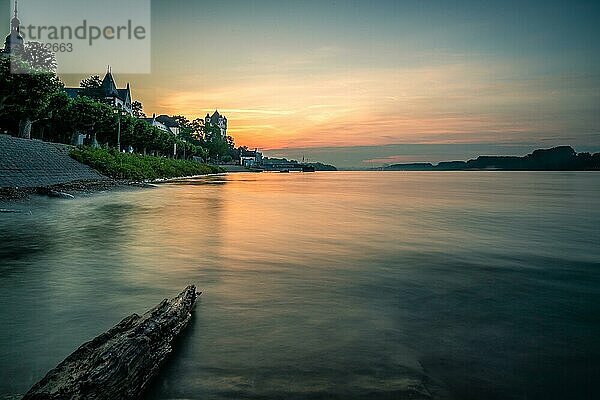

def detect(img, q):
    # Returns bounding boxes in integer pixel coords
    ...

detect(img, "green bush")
[70,147,224,181]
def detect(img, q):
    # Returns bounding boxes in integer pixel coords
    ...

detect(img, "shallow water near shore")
[1,172,599,399]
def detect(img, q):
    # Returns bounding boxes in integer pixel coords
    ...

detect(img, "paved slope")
[0,135,107,188]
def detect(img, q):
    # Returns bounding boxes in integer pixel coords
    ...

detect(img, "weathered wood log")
[23,285,200,400]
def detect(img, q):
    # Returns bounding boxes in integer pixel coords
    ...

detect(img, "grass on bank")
[70,147,224,181]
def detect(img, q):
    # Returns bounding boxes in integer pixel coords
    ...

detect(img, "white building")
[141,114,175,134]
[240,148,262,167]
[155,115,181,136]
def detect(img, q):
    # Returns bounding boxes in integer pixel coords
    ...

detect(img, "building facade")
[205,110,228,137]
[64,70,133,115]
[155,115,181,135]
[141,114,181,136]
[240,148,262,167]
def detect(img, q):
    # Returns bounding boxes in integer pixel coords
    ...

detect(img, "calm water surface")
[1,172,599,399]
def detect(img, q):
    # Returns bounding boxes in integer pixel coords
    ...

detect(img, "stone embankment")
[0,134,107,188]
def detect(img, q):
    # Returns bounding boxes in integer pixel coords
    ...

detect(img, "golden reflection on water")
[1,172,599,400]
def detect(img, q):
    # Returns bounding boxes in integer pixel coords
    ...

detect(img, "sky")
[7,0,600,168]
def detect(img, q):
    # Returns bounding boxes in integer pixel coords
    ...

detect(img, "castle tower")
[204,110,228,137]
[3,1,24,54]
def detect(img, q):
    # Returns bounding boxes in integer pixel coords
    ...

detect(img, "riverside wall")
[0,135,107,188]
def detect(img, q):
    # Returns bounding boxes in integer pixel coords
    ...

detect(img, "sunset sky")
[8,0,600,167]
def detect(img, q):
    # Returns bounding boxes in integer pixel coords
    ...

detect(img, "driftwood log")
[23,285,200,400]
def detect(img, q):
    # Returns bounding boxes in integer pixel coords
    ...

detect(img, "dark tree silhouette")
[132,101,145,118]
[20,42,57,73]
[79,75,111,103]
[80,75,102,89]
[0,56,63,138]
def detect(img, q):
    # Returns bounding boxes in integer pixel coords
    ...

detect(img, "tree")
[78,75,107,101]
[0,56,63,138]
[204,123,229,161]
[20,42,57,73]
[191,118,205,140]
[80,75,102,89]
[0,58,13,115]
[170,115,205,155]
[195,145,209,162]
[132,101,145,118]
[117,114,137,150]
[131,119,155,154]
[66,96,114,147]
[39,91,72,143]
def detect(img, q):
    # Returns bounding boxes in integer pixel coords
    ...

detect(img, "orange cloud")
[101,57,595,150]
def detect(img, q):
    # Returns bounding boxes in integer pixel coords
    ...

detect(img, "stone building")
[205,110,227,137]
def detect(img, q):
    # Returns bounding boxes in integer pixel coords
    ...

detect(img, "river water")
[1,172,599,399]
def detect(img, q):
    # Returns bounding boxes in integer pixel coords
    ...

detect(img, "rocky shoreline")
[0,179,153,205]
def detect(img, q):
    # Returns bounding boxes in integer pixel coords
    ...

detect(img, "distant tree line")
[263,156,337,171]
[383,146,600,171]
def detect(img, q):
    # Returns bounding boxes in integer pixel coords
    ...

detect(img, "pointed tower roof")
[11,0,20,30]
[4,0,24,54]
[210,110,222,124]
[101,68,119,97]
